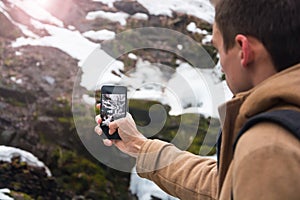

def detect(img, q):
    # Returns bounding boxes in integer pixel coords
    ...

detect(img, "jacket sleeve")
[136,139,218,200]
[232,122,300,200]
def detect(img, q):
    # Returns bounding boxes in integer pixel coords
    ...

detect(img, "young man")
[95,0,300,199]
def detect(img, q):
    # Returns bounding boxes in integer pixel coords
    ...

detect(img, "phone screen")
[100,85,127,139]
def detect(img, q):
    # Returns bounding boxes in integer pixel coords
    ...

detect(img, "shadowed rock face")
[114,0,148,15]
[0,13,23,40]
[0,44,79,155]
[0,155,71,199]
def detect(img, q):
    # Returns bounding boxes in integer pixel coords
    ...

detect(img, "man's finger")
[96,103,101,109]
[94,125,102,136]
[108,121,119,135]
[103,139,113,146]
[95,115,101,124]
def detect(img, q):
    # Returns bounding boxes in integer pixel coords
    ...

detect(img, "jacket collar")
[219,63,300,132]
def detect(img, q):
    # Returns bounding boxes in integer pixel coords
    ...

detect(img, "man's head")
[214,0,300,72]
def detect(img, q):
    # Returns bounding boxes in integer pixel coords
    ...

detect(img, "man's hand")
[94,104,147,158]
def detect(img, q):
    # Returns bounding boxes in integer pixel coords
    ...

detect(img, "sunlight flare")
[7,0,63,26]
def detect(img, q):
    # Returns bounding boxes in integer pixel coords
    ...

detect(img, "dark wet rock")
[0,129,16,144]
[0,87,36,104]
[114,0,148,15]
[0,156,71,199]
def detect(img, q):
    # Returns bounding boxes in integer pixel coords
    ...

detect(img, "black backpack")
[233,109,300,152]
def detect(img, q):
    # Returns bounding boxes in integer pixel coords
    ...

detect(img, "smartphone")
[100,85,127,140]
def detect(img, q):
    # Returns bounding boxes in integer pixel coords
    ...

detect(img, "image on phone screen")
[101,93,126,125]
[100,85,127,139]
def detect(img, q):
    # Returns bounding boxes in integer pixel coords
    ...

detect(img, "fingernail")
[103,139,112,146]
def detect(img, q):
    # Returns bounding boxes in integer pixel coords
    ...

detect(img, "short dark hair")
[215,0,300,71]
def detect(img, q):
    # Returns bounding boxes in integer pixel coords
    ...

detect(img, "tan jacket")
[136,64,300,200]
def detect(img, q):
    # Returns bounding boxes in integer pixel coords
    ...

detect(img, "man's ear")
[235,34,254,67]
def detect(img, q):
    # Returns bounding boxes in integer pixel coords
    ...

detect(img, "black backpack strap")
[216,129,222,169]
[233,110,300,151]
